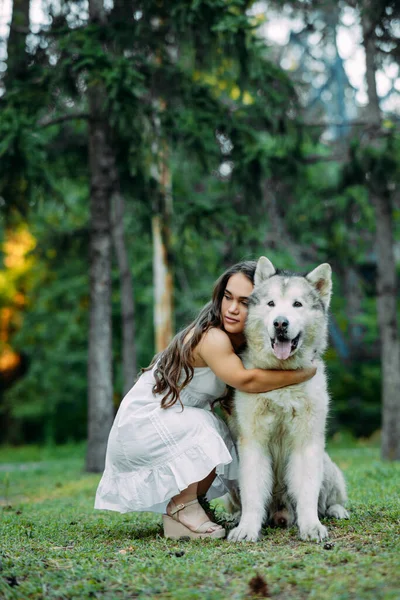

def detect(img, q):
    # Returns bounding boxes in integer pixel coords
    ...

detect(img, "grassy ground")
[0,440,399,599]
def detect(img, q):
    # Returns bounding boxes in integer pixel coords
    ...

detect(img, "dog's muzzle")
[270,332,301,360]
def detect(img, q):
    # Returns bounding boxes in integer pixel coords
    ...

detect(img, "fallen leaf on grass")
[5,576,19,587]
[118,546,135,554]
[248,573,269,597]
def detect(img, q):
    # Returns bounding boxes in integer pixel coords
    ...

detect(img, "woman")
[94,260,316,539]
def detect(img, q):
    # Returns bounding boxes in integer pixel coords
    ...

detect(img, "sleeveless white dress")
[94,366,238,514]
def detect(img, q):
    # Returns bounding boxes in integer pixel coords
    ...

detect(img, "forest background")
[0,0,399,469]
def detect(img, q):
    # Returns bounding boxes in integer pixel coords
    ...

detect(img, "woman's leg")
[171,482,198,505]
[197,468,216,496]
[166,469,221,533]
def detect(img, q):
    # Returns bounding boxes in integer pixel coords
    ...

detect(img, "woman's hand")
[296,366,318,383]
[269,365,317,390]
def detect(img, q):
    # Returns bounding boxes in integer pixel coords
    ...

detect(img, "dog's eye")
[293,301,303,308]
[267,301,275,307]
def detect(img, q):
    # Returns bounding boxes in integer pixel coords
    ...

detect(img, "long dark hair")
[146,260,257,409]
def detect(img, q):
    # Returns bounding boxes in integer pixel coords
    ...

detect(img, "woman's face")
[221,273,254,335]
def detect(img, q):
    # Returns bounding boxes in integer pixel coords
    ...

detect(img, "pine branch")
[302,152,349,164]
[9,23,87,36]
[38,112,90,128]
[301,119,400,128]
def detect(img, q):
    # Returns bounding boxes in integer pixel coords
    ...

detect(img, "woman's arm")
[198,328,316,394]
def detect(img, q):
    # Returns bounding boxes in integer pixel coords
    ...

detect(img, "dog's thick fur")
[228,257,349,543]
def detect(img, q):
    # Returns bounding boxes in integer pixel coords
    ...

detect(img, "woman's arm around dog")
[197,328,316,394]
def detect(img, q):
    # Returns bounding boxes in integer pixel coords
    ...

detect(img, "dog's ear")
[255,256,276,286]
[306,263,332,309]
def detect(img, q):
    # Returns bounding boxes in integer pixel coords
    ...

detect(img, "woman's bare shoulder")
[200,327,232,349]
[192,328,233,367]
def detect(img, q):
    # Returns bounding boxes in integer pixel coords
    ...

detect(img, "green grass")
[0,441,399,599]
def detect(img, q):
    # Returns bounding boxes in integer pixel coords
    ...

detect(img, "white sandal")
[163,499,226,540]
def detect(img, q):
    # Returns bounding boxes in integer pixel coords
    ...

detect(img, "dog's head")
[246,256,332,363]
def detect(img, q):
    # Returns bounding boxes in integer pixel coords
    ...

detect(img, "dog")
[227,257,349,542]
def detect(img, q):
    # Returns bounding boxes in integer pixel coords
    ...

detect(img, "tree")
[5,0,30,84]
[360,0,400,460]
[108,2,138,395]
[85,0,115,472]
[112,190,137,394]
[151,108,174,353]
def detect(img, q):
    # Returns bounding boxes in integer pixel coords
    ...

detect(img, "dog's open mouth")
[271,333,301,360]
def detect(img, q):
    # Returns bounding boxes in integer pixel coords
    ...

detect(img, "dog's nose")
[273,316,289,330]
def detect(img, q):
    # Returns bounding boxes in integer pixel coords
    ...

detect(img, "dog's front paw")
[326,504,349,519]
[227,523,260,542]
[298,521,328,542]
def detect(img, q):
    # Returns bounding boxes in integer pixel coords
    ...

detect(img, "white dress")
[94,366,238,514]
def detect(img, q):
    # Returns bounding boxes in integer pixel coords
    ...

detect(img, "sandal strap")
[193,520,221,534]
[169,498,199,516]
[167,499,222,533]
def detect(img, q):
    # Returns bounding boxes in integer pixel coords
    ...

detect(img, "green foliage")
[2,194,89,444]
[0,108,49,215]
[343,131,400,191]
[328,360,382,438]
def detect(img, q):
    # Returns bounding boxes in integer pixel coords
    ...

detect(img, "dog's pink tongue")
[273,340,292,360]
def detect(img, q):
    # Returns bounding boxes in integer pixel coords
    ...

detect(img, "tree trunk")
[86,0,115,472]
[372,193,400,459]
[361,1,400,460]
[6,0,30,82]
[112,191,137,394]
[152,213,174,353]
[108,0,137,394]
[361,4,381,126]
[151,107,174,353]
[88,0,104,22]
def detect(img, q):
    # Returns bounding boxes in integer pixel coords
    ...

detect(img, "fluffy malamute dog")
[228,257,349,542]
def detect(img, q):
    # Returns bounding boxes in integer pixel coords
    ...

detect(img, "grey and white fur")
[227,257,349,543]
